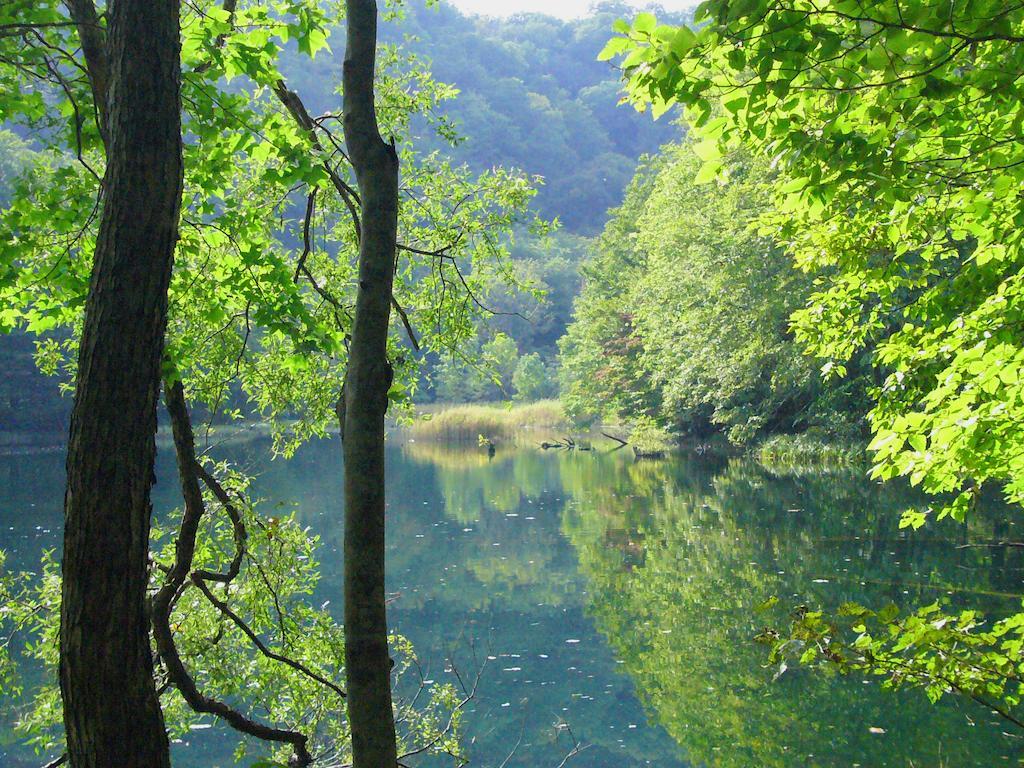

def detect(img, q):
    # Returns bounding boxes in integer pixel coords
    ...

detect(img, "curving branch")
[191,574,348,700]
[151,379,326,767]
[192,463,246,584]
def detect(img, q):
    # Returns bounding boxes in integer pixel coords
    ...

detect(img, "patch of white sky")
[446,0,698,20]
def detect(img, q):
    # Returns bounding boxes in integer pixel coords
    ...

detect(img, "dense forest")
[2,1,1024,767]
[559,142,869,442]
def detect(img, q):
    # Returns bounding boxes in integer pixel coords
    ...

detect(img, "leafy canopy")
[0,0,542,760]
[559,140,864,440]
[603,0,1024,518]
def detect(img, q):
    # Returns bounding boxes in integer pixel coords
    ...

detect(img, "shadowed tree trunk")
[341,0,401,765]
[59,0,183,765]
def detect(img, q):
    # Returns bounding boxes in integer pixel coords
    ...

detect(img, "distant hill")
[284,0,688,233]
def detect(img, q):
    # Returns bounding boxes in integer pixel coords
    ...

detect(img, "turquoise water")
[1,434,1022,766]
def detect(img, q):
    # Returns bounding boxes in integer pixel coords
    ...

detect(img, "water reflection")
[0,437,1020,766]
[563,454,1024,766]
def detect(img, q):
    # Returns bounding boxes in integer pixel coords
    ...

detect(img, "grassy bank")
[408,400,567,443]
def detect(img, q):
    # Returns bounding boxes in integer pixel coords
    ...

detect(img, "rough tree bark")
[59,1,183,766]
[341,0,401,765]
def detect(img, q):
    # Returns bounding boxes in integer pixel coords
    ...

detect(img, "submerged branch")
[601,431,629,449]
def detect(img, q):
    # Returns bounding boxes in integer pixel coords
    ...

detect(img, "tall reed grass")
[408,400,566,443]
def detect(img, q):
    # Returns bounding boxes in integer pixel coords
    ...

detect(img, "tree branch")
[391,294,420,352]
[152,380,317,767]
[274,79,363,236]
[61,0,109,143]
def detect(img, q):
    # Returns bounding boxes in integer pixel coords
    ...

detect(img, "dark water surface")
[2,434,1022,767]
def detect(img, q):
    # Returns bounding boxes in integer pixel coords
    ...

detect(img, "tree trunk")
[59,1,183,766]
[341,0,400,765]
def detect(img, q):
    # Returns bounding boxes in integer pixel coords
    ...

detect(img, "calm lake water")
[2,433,1022,767]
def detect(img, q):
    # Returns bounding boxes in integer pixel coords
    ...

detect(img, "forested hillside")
[286,0,686,233]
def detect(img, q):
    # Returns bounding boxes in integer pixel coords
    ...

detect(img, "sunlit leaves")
[0,464,466,763]
[602,0,1024,729]
[0,0,542,453]
[559,141,864,440]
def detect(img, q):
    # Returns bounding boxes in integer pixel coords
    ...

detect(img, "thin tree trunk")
[341,0,400,765]
[59,1,183,765]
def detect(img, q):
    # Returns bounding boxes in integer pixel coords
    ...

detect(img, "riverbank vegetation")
[754,434,867,469]
[601,0,1024,735]
[558,139,870,445]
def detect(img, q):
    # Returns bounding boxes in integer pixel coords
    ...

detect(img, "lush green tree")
[432,332,523,402]
[0,0,539,763]
[488,232,585,359]
[511,352,555,401]
[480,332,519,396]
[633,143,863,441]
[558,156,665,426]
[433,337,486,402]
[606,0,1024,517]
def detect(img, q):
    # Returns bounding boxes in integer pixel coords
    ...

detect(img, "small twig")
[497,709,528,768]
[397,650,485,762]
[293,188,317,282]
[552,718,589,768]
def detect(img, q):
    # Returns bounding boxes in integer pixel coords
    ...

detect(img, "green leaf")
[598,36,633,62]
[633,12,657,35]
[670,26,696,56]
